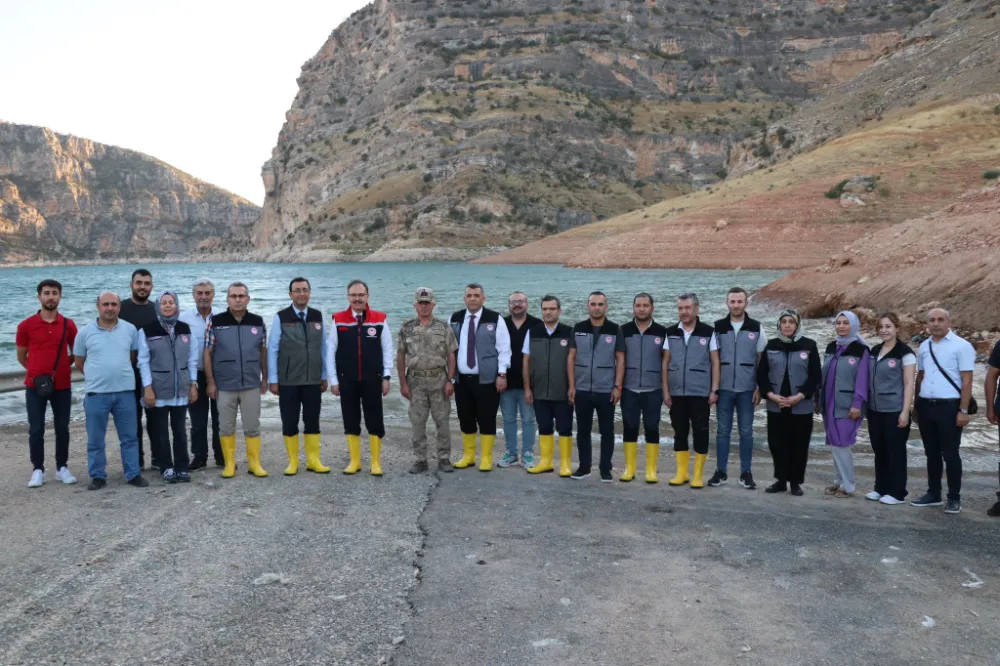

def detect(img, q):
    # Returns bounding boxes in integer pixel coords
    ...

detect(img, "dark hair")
[877,311,905,344]
[588,290,606,300]
[465,283,484,293]
[131,269,152,281]
[540,294,561,308]
[289,277,310,291]
[36,279,62,295]
[727,287,748,299]
[347,279,369,294]
[633,292,653,306]
[677,292,699,306]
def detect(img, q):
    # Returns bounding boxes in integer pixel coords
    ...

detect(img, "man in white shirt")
[178,278,220,469]
[448,284,512,472]
[911,308,975,514]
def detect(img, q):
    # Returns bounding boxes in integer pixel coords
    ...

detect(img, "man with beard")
[499,291,540,468]
[17,279,79,488]
[119,269,158,469]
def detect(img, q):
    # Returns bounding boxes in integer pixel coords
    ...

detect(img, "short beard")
[132,292,149,304]
[41,302,58,311]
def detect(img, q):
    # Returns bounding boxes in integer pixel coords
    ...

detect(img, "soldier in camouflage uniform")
[397,287,458,473]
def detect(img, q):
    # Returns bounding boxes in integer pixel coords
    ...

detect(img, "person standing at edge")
[758,310,821,495]
[708,287,766,490]
[986,338,1000,517]
[499,291,540,468]
[523,295,575,477]
[74,292,149,490]
[17,279,79,487]
[327,280,394,476]
[138,291,198,484]
[663,293,720,489]
[911,308,975,514]
[818,311,870,499]
[204,282,269,478]
[865,312,916,505]
[397,288,458,474]
[119,269,158,470]
[269,277,330,475]
[179,279,222,469]
[567,291,625,482]
[450,283,512,472]
[620,293,667,484]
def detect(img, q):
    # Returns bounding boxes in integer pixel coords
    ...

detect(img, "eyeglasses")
[348,293,367,298]
[291,289,310,294]
[509,299,527,305]
[229,294,248,299]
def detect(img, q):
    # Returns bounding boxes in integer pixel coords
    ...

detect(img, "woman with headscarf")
[757,310,821,495]
[138,291,199,483]
[818,310,871,498]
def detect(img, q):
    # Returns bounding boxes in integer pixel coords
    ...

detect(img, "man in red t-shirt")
[16,279,79,488]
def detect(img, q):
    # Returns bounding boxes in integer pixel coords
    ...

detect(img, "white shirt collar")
[466,308,483,319]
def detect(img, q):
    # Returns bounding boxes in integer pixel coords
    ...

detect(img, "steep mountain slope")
[257,0,927,260]
[0,122,259,263]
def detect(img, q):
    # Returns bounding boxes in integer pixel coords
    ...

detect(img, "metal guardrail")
[0,369,85,394]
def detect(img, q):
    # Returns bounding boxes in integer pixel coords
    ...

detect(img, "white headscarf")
[834,310,861,347]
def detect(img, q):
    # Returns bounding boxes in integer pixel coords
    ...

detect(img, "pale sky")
[1,0,370,205]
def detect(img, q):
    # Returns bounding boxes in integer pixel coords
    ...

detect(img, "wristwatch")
[383,375,391,381]
[960,408,969,415]
[498,373,507,378]
[615,385,623,391]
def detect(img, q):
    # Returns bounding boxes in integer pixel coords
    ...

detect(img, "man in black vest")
[450,283,512,472]
[620,293,668,483]
[708,287,766,490]
[268,277,329,476]
[500,291,541,468]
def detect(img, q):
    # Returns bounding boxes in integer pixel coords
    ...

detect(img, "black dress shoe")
[765,481,787,494]
[790,484,804,496]
[87,478,107,491]
[127,475,150,488]
[189,458,207,471]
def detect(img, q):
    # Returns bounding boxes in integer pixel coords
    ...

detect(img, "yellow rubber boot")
[304,434,331,473]
[620,442,638,482]
[283,436,299,475]
[558,436,573,477]
[370,435,383,476]
[245,436,268,477]
[479,435,495,472]
[645,443,660,484]
[690,453,708,489]
[527,435,555,474]
[453,433,477,469]
[220,435,237,478]
[344,434,362,474]
[669,450,691,486]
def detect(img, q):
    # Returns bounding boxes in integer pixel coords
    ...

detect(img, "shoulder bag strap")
[51,318,68,373]
[928,341,962,395]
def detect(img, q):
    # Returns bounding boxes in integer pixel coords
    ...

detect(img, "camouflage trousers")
[408,374,452,461]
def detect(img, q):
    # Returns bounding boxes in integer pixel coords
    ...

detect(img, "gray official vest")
[142,320,192,401]
[450,309,500,384]
[665,321,714,397]
[765,346,814,415]
[715,316,761,393]
[623,321,667,392]
[527,322,572,401]
[573,320,620,394]
[821,341,869,418]
[210,311,266,391]
[869,342,913,414]
[277,306,324,386]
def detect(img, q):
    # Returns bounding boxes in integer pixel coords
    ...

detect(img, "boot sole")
[527,468,554,474]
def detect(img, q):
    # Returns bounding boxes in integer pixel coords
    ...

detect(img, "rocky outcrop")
[257,0,918,258]
[0,122,259,263]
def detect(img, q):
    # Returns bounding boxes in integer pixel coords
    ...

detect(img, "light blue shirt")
[267,306,328,383]
[73,319,139,394]
[137,328,200,407]
[917,330,976,399]
[178,308,214,371]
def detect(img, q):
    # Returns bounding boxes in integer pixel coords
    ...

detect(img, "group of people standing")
[14,275,1000,517]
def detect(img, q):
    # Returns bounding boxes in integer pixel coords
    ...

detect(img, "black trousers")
[534,399,573,437]
[455,374,499,435]
[670,395,710,454]
[915,398,963,501]
[575,390,616,473]
[279,384,322,436]
[26,387,71,472]
[190,370,221,464]
[340,379,385,437]
[133,371,154,466]
[767,410,812,485]
[868,409,910,500]
[622,389,663,442]
[148,405,189,473]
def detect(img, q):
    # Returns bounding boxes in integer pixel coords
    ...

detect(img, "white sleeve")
[495,318,512,372]
[756,330,768,353]
[959,340,976,372]
[917,344,926,371]
[522,331,531,356]
[381,321,394,377]
[325,322,339,386]
[710,332,719,352]
[902,353,917,367]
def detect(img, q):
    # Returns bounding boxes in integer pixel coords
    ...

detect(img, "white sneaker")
[56,467,77,484]
[28,470,44,488]
[865,491,882,501]
[879,495,905,505]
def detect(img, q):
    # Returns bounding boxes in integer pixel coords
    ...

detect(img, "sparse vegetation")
[825,179,850,199]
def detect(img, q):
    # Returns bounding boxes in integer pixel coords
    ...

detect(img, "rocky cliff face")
[258,0,924,259]
[0,122,260,263]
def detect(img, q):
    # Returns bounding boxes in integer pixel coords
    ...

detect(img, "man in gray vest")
[568,291,625,482]
[708,287,766,490]
[268,277,329,476]
[449,283,512,472]
[523,294,574,477]
[204,282,269,479]
[620,293,667,483]
[663,292,720,489]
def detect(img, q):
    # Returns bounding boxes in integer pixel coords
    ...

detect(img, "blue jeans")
[84,391,141,481]
[499,389,536,457]
[716,390,755,474]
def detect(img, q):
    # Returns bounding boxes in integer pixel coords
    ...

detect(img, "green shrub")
[984,170,1000,180]
[825,179,850,199]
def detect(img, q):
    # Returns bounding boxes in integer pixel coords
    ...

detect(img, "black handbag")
[33,319,67,399]
[928,341,977,415]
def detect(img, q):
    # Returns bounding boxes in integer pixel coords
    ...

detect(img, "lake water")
[0,262,995,465]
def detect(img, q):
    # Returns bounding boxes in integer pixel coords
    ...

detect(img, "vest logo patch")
[314,322,322,330]
[486,324,494,331]
[181,335,189,343]
[699,338,708,345]
[605,336,613,343]
[800,352,809,359]
[654,337,661,345]
[560,339,568,347]
[748,332,755,340]
[888,359,897,368]
[367,327,377,337]
[251,327,258,335]
[848,357,856,365]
